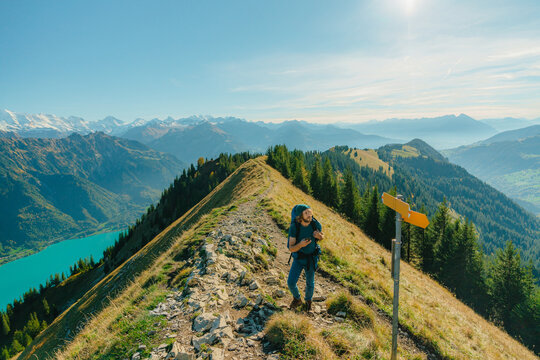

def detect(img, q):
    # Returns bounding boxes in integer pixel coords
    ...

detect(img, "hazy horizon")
[2,108,540,126]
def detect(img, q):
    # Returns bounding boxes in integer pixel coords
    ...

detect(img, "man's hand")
[313,230,324,241]
[298,238,312,248]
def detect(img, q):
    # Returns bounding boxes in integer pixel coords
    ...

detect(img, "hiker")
[287,204,324,311]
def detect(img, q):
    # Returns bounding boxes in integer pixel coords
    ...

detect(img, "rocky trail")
[135,192,429,360]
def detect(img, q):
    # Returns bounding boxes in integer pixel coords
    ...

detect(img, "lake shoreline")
[0,229,124,311]
[0,226,125,267]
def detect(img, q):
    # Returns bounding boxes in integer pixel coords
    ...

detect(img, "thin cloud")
[219,35,540,122]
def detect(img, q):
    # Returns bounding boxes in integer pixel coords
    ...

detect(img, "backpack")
[287,205,321,269]
[287,205,317,247]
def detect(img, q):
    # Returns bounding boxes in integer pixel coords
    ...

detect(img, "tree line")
[267,144,539,352]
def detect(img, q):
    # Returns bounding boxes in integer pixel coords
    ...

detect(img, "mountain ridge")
[443,130,540,216]
[17,157,538,360]
[335,114,498,149]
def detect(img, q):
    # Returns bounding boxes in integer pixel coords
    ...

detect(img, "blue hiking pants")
[287,256,315,301]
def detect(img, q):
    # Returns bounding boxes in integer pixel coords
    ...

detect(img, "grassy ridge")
[261,159,537,359]
[19,158,270,359]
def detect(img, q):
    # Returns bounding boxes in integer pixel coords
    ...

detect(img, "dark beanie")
[294,204,310,218]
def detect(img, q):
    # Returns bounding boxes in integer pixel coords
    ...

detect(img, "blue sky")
[1,0,539,123]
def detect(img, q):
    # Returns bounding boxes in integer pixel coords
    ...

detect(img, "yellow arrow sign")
[381,192,410,218]
[406,210,429,229]
[381,192,430,229]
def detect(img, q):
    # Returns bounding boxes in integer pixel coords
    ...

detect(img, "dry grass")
[266,312,338,360]
[338,147,394,177]
[260,157,537,360]
[391,145,420,158]
[326,291,375,329]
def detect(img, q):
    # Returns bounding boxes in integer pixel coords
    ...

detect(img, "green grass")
[255,253,269,269]
[100,313,166,359]
[258,198,289,235]
[326,292,374,329]
[262,244,278,257]
[266,315,319,359]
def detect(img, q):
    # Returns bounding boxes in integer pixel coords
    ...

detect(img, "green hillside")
[0,153,255,359]
[0,132,185,265]
[443,134,540,216]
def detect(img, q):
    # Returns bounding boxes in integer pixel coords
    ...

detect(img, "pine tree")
[364,185,380,240]
[42,298,50,316]
[322,158,339,208]
[24,333,32,346]
[25,312,41,338]
[266,146,275,167]
[309,156,323,200]
[401,221,411,261]
[360,185,371,230]
[413,204,434,272]
[13,330,24,344]
[274,145,291,178]
[430,200,455,279]
[292,158,311,194]
[452,220,487,308]
[1,347,10,360]
[438,218,460,290]
[340,169,361,224]
[376,187,396,249]
[488,241,532,328]
[378,199,395,250]
[9,339,23,354]
[1,313,10,335]
[408,217,425,267]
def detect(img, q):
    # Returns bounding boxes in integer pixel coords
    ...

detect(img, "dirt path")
[142,172,431,360]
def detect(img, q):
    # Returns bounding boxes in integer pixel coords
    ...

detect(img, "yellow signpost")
[381,192,429,229]
[381,192,429,360]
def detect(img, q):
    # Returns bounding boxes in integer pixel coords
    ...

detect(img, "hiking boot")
[289,297,303,309]
[304,300,312,312]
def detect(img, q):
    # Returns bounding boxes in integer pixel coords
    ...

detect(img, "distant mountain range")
[479,117,540,132]
[125,119,398,164]
[335,114,501,149]
[477,124,540,145]
[0,110,399,164]
[8,110,537,157]
[0,132,185,264]
[443,125,540,216]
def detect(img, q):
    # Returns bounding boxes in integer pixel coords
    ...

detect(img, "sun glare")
[402,0,418,16]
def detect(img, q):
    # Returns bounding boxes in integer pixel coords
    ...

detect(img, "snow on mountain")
[1,109,92,137]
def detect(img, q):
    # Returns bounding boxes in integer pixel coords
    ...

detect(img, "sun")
[402,0,418,16]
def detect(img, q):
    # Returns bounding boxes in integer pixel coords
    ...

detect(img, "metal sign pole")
[380,191,429,360]
[391,198,403,360]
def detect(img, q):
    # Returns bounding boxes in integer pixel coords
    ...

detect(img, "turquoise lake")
[0,230,122,311]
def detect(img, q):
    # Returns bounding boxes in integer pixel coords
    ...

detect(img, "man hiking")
[287,204,324,311]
